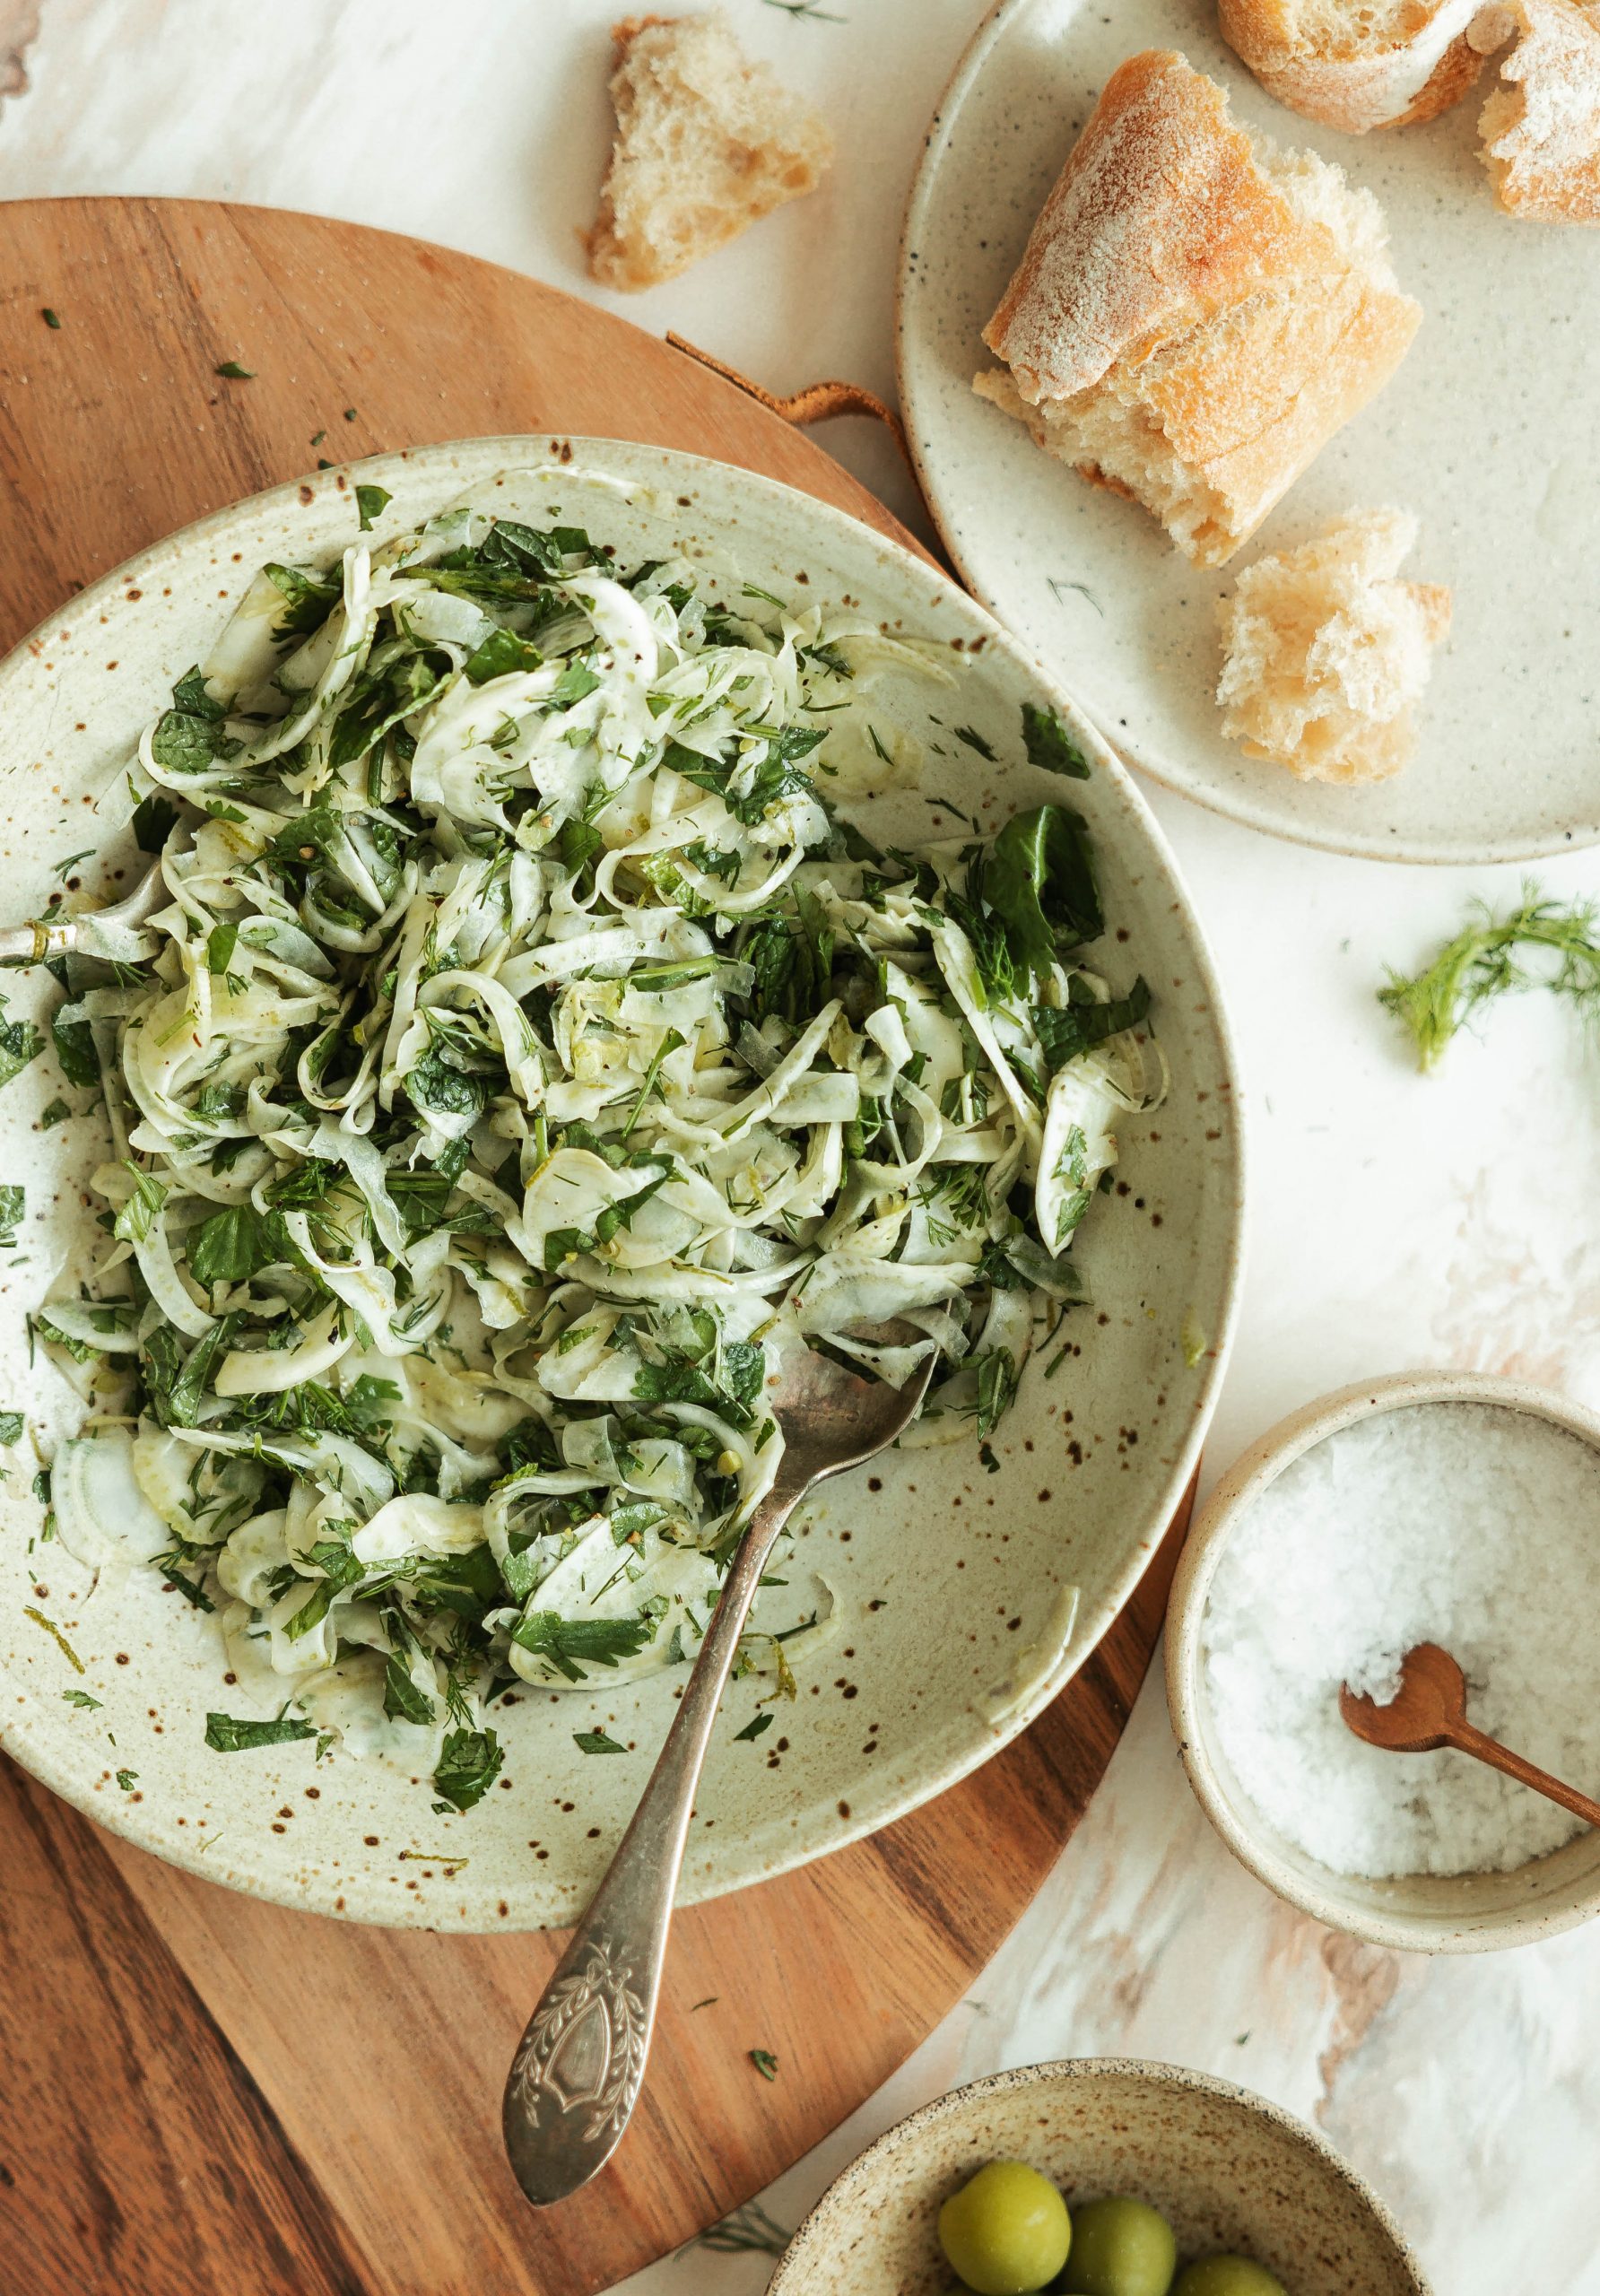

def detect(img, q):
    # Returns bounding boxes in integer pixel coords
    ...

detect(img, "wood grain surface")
[0,198,1192,2296]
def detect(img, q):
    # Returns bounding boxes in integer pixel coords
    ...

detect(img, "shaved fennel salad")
[34,476,1158,1812]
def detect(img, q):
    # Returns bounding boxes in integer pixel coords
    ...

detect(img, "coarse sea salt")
[1201,1401,1600,1879]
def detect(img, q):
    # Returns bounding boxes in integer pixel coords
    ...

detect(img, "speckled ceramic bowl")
[0,437,1243,1930]
[899,0,1600,863]
[769,2058,1430,2294]
[1168,1371,1600,1953]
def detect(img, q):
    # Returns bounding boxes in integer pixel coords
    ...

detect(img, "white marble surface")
[5,2,1600,2289]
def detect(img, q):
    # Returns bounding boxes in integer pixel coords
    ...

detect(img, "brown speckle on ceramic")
[769,2059,1430,2296]
[899,0,1600,865]
[1166,1370,1600,1952]
[0,437,1242,1931]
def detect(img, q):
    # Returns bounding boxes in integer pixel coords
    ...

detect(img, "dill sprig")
[688,2198,792,2255]
[1379,884,1600,1070]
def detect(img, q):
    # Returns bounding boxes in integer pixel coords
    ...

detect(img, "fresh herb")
[983,804,1101,980]
[464,627,543,684]
[748,2048,779,2081]
[432,1726,504,1810]
[133,791,179,852]
[0,1004,45,1091]
[61,1688,102,1710]
[206,921,239,976]
[116,1769,138,1792]
[112,1163,167,1244]
[1379,886,1600,1069]
[1034,978,1150,1068]
[262,563,340,638]
[187,1205,282,1286]
[204,1711,317,1751]
[511,1611,655,1682]
[952,725,996,761]
[1021,700,1091,779]
[355,483,392,532]
[214,359,255,378]
[149,664,241,776]
[692,2200,793,2255]
[733,1710,774,1743]
[0,1411,22,1443]
[52,1008,99,1088]
[0,1186,22,1249]
[41,307,62,329]
[573,1727,627,1755]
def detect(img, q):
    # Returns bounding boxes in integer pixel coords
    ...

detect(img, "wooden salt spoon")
[1340,1642,1600,1827]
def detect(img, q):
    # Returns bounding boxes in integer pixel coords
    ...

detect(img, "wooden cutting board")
[0,198,1192,2296]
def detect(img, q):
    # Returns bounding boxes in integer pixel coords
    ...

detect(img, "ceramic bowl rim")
[767,2054,1431,2293]
[893,0,1600,868]
[1165,1368,1600,1952]
[0,431,1247,1926]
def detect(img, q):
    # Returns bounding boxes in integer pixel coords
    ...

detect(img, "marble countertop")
[4,2,1599,2289]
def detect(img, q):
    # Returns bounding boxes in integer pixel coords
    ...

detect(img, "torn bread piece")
[1481,0,1600,218]
[974,51,1422,568]
[588,12,832,291]
[1217,508,1451,783]
[1219,0,1517,133]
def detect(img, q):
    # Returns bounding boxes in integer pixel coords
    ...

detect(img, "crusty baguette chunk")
[588,12,832,291]
[1217,508,1451,782]
[974,52,1421,568]
[1219,0,1515,132]
[1481,0,1600,219]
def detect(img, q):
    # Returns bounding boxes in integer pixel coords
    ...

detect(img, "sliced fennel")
[36,477,1155,1811]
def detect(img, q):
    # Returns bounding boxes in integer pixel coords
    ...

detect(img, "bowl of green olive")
[765,2059,1430,2296]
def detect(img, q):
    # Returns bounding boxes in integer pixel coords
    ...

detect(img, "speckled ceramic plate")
[769,2058,1431,2295]
[0,438,1241,1930]
[899,0,1600,865]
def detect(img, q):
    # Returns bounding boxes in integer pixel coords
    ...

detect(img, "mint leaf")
[432,1725,503,1811]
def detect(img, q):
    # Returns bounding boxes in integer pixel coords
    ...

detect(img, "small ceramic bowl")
[1167,1370,1600,1953]
[767,2057,1430,2295]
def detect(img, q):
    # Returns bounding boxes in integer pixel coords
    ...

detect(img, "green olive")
[1173,2258,1287,2296]
[1059,2195,1178,2296]
[937,2160,1073,2295]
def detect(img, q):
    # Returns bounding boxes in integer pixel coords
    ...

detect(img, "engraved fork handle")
[0,920,64,963]
[501,1472,805,2206]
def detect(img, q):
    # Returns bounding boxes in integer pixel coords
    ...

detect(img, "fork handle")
[0,921,66,964]
[501,1472,805,2206]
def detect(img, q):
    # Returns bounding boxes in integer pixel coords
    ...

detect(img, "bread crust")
[1219,0,1513,129]
[1480,0,1600,220]
[977,51,1421,565]
[983,51,1293,405]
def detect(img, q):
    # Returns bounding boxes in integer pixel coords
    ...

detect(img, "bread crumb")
[1217,509,1451,783]
[588,13,832,291]
[1481,0,1600,221]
